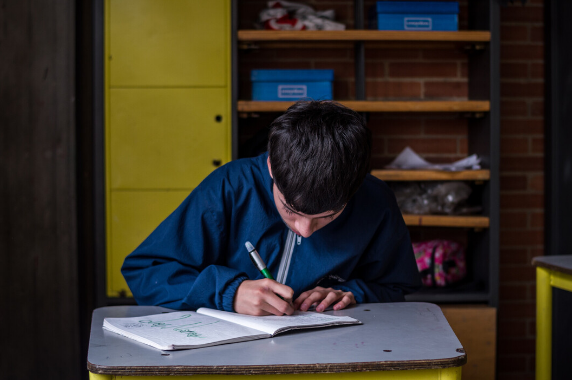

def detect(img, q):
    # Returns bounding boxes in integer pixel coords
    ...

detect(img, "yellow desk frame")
[90,369,462,380]
[534,256,572,380]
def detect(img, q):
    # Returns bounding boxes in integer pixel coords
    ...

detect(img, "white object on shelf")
[386,147,481,171]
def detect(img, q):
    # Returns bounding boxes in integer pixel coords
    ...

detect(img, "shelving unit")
[233,1,499,309]
[238,100,490,113]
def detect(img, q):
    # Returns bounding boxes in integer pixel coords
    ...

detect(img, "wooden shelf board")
[238,100,490,113]
[238,30,491,42]
[403,214,489,228]
[372,169,490,181]
[240,41,481,50]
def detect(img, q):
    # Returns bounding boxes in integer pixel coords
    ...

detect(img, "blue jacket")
[122,153,421,311]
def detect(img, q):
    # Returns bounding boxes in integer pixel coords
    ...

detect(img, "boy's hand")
[234,279,295,316]
[294,286,355,312]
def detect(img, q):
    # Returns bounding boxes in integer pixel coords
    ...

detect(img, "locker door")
[109,88,230,190]
[109,0,229,87]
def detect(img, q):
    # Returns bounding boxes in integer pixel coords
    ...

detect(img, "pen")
[245,241,291,305]
[245,241,274,280]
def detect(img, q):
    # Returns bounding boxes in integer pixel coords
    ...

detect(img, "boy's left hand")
[293,286,355,312]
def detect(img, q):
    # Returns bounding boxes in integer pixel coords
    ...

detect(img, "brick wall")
[238,1,544,378]
[498,1,544,379]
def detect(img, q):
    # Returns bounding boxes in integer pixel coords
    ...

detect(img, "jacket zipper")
[276,229,298,284]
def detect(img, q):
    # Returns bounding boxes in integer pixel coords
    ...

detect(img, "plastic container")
[251,69,334,101]
[373,1,459,31]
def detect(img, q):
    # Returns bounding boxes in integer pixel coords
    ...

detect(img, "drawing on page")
[139,313,194,328]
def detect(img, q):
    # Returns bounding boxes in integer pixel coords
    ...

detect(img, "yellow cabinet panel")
[109,0,229,87]
[108,190,190,297]
[109,88,230,189]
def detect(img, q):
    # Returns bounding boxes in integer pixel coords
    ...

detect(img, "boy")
[122,100,421,316]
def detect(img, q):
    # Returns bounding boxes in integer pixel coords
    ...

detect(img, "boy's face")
[268,157,345,238]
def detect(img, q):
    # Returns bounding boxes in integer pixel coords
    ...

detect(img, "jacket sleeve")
[331,196,422,303]
[121,179,248,311]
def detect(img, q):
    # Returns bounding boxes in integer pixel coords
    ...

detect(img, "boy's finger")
[261,302,286,316]
[298,298,311,311]
[268,281,295,301]
[293,294,312,310]
[298,292,321,311]
[333,296,350,311]
[293,289,314,306]
[268,297,295,316]
[334,293,356,311]
[293,298,303,309]
[262,288,295,315]
[315,291,339,312]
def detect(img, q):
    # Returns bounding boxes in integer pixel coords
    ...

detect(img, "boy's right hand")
[233,279,295,316]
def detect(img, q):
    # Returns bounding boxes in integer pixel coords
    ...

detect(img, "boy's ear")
[267,156,273,179]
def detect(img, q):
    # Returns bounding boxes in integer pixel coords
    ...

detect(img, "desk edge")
[532,256,572,276]
[87,355,467,376]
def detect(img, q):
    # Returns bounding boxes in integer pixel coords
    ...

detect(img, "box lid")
[376,1,459,14]
[251,69,334,82]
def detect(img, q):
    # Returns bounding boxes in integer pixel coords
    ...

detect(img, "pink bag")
[413,240,467,287]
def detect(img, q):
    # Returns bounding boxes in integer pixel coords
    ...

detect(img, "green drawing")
[177,329,204,338]
[139,314,193,328]
[168,322,202,330]
[137,315,220,335]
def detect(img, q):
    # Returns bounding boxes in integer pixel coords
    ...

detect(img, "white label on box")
[404,17,432,31]
[278,85,307,98]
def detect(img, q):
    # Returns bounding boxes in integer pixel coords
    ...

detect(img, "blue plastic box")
[251,69,334,101]
[376,1,459,14]
[373,1,459,31]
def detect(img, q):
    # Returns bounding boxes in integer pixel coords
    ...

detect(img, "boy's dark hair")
[268,100,372,215]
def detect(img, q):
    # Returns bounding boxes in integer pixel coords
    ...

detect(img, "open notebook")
[103,308,361,351]
[103,308,361,350]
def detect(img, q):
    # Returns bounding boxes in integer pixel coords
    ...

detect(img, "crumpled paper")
[386,147,481,171]
[258,1,346,31]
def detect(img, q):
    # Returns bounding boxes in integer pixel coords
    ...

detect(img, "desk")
[88,303,466,380]
[533,255,572,380]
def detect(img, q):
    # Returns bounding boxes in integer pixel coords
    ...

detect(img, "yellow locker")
[109,88,230,189]
[108,191,190,297]
[109,0,229,87]
[105,0,231,297]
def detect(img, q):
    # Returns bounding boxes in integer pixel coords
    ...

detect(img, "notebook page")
[103,311,269,350]
[197,308,360,336]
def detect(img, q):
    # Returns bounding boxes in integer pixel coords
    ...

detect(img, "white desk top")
[88,302,465,376]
